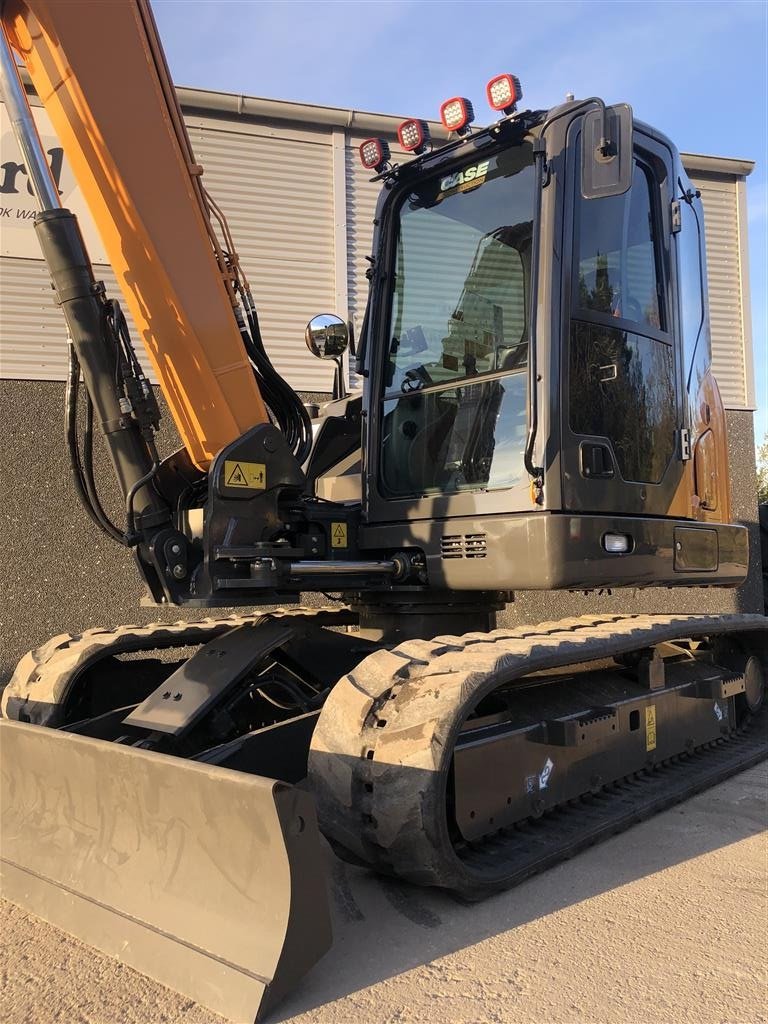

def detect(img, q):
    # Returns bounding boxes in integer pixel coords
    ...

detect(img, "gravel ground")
[2,764,766,1024]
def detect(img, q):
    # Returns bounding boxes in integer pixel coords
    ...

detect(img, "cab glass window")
[575,162,664,331]
[570,323,676,483]
[677,192,709,392]
[385,145,535,395]
[380,374,527,497]
[569,152,676,486]
[379,144,536,498]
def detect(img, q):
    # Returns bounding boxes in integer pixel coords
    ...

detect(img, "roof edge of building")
[175,84,452,140]
[18,69,754,177]
[679,152,754,178]
[174,87,756,178]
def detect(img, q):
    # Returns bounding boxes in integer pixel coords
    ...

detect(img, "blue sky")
[154,0,767,446]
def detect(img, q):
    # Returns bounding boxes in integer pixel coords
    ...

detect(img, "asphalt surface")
[2,763,766,1024]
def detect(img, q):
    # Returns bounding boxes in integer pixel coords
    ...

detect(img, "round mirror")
[305,314,349,360]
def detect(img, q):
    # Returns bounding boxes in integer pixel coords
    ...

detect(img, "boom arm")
[0,0,373,608]
[2,0,268,469]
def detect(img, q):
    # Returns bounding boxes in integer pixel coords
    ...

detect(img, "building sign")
[0,101,106,262]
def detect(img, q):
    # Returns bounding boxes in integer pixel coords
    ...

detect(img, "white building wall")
[0,91,756,410]
[686,170,754,409]
[185,114,337,391]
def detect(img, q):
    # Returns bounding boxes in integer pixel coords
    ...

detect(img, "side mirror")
[305,314,349,360]
[581,102,633,200]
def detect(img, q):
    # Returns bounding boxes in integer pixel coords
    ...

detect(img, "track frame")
[309,613,767,899]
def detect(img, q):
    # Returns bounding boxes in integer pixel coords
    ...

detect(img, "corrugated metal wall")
[687,170,749,408]
[0,257,125,380]
[0,106,339,392]
[184,115,336,392]
[0,97,754,410]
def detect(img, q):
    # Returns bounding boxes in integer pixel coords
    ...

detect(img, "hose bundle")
[65,298,160,547]
[239,291,313,467]
[202,186,312,467]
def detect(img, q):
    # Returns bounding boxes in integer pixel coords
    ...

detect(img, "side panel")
[360,512,748,591]
[3,0,268,468]
[675,171,733,523]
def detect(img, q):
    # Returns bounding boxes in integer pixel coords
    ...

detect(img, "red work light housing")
[486,73,523,115]
[397,118,430,155]
[439,96,474,135]
[359,137,391,173]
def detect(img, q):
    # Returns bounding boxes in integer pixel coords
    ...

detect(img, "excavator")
[1,1,766,1020]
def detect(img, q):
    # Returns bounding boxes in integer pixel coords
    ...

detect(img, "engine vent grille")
[464,534,488,558]
[440,535,464,559]
[441,533,487,559]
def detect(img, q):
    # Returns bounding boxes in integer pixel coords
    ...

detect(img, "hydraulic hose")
[65,343,129,545]
[239,295,313,466]
[36,209,172,539]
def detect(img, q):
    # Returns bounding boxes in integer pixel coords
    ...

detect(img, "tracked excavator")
[1,2,766,1020]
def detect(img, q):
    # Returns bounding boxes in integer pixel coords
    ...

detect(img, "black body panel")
[360,512,748,591]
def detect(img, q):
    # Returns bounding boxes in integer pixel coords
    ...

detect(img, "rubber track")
[455,711,768,893]
[309,612,767,900]
[1,605,356,726]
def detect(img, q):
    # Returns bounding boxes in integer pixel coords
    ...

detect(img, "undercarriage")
[5,610,766,886]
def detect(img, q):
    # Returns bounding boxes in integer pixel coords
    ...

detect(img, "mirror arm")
[333,356,348,401]
[539,96,612,157]
[347,320,356,358]
[596,99,611,157]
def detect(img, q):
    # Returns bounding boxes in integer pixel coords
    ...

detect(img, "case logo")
[439,160,490,195]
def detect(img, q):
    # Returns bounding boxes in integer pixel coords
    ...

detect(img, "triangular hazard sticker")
[226,463,247,486]
[331,521,348,548]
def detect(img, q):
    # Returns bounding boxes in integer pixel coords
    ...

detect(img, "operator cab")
[305,82,747,594]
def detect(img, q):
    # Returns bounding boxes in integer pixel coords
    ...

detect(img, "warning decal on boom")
[223,460,266,490]
[331,522,348,548]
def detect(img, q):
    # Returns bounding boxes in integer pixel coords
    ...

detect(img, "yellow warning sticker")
[331,522,348,549]
[645,705,657,752]
[223,460,266,490]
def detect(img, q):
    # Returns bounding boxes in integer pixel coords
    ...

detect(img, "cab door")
[561,129,687,518]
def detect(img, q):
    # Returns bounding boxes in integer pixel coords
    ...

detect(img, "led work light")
[359,138,390,173]
[486,73,523,115]
[397,118,430,155]
[603,533,632,554]
[439,97,474,135]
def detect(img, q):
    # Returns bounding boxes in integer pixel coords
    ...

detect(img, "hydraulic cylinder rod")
[0,25,170,534]
[288,560,398,578]
[0,24,58,207]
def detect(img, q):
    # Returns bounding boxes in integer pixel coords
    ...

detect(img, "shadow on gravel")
[273,764,766,1022]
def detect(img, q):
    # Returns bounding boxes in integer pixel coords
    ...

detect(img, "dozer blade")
[0,718,332,1022]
